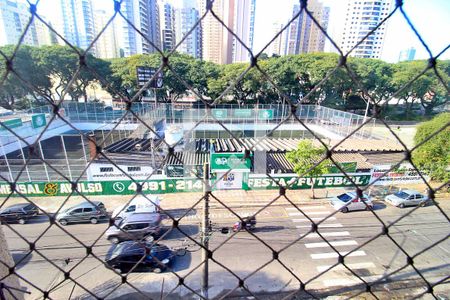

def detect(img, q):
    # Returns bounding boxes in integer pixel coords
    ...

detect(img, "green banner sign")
[248,174,371,190]
[234,109,253,118]
[31,114,47,128]
[210,153,251,171]
[212,109,227,119]
[258,109,274,120]
[0,178,205,197]
[0,118,23,131]
[329,162,357,174]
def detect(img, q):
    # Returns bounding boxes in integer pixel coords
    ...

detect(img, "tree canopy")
[413,113,450,182]
[0,45,448,117]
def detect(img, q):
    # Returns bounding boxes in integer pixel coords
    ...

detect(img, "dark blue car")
[105,241,173,273]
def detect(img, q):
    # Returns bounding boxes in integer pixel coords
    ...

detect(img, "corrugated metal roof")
[312,139,403,152]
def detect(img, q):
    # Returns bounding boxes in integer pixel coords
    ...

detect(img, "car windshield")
[394,191,410,199]
[337,194,353,202]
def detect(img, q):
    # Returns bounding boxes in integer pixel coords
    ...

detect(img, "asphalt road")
[2,200,449,299]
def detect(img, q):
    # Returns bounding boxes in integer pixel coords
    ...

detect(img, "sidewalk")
[2,183,448,214]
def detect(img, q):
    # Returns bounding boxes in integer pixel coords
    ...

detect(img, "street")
[2,196,449,299]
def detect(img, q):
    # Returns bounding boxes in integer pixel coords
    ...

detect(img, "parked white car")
[330,192,373,213]
[112,195,161,220]
[384,190,430,208]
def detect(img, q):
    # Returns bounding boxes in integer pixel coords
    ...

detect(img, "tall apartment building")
[0,0,52,47]
[57,0,96,51]
[93,9,119,58]
[267,22,284,56]
[114,0,161,56]
[284,0,329,55]
[398,47,416,62]
[160,2,176,52]
[174,2,201,58]
[337,0,392,59]
[199,0,234,64]
[232,0,255,62]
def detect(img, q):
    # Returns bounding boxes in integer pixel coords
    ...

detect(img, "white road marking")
[304,231,350,238]
[311,250,366,259]
[292,217,336,222]
[317,262,376,273]
[305,240,358,248]
[286,206,325,210]
[288,211,330,216]
[296,223,343,228]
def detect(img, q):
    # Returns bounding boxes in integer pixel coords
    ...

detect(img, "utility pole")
[201,163,210,298]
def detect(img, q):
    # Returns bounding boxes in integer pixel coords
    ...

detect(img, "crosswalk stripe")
[292,217,336,222]
[288,211,330,216]
[286,206,325,210]
[296,223,343,228]
[303,231,350,238]
[317,262,376,273]
[305,240,357,248]
[311,250,366,259]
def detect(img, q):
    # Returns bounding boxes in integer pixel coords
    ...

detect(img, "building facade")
[337,0,392,59]
[93,9,119,58]
[232,0,255,62]
[199,0,234,64]
[0,0,51,47]
[174,3,201,58]
[398,47,416,62]
[114,0,161,56]
[284,0,329,56]
[161,2,176,52]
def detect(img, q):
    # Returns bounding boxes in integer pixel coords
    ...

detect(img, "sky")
[34,0,450,63]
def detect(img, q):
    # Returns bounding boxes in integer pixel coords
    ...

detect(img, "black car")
[0,203,39,224]
[105,241,173,274]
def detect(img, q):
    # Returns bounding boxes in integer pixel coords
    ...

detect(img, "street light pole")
[201,163,210,298]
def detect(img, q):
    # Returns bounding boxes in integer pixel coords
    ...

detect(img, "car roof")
[124,213,161,223]
[7,203,33,209]
[69,201,104,209]
[400,190,419,194]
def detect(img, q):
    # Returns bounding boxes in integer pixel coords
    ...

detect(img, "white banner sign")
[216,171,243,190]
[87,163,154,181]
[370,164,428,185]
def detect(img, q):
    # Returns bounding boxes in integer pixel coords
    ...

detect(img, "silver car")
[105,213,162,244]
[330,191,373,213]
[385,190,430,208]
[56,201,108,225]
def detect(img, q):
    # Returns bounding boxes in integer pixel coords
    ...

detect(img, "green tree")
[0,45,52,110]
[286,140,329,198]
[413,113,450,182]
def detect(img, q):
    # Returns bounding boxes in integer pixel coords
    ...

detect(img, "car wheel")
[17,218,26,225]
[144,235,155,242]
[152,267,162,273]
[59,219,68,226]
[90,217,98,224]
[341,207,349,213]
[399,203,405,208]
[108,236,120,244]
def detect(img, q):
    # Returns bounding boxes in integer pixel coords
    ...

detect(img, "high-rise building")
[337,0,392,59]
[174,1,201,58]
[284,0,329,56]
[114,0,161,56]
[160,2,176,52]
[398,47,416,62]
[56,0,96,51]
[199,0,234,64]
[232,0,255,62]
[267,22,284,56]
[93,9,119,58]
[0,0,50,47]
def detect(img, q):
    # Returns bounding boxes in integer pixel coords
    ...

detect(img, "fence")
[0,0,449,299]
